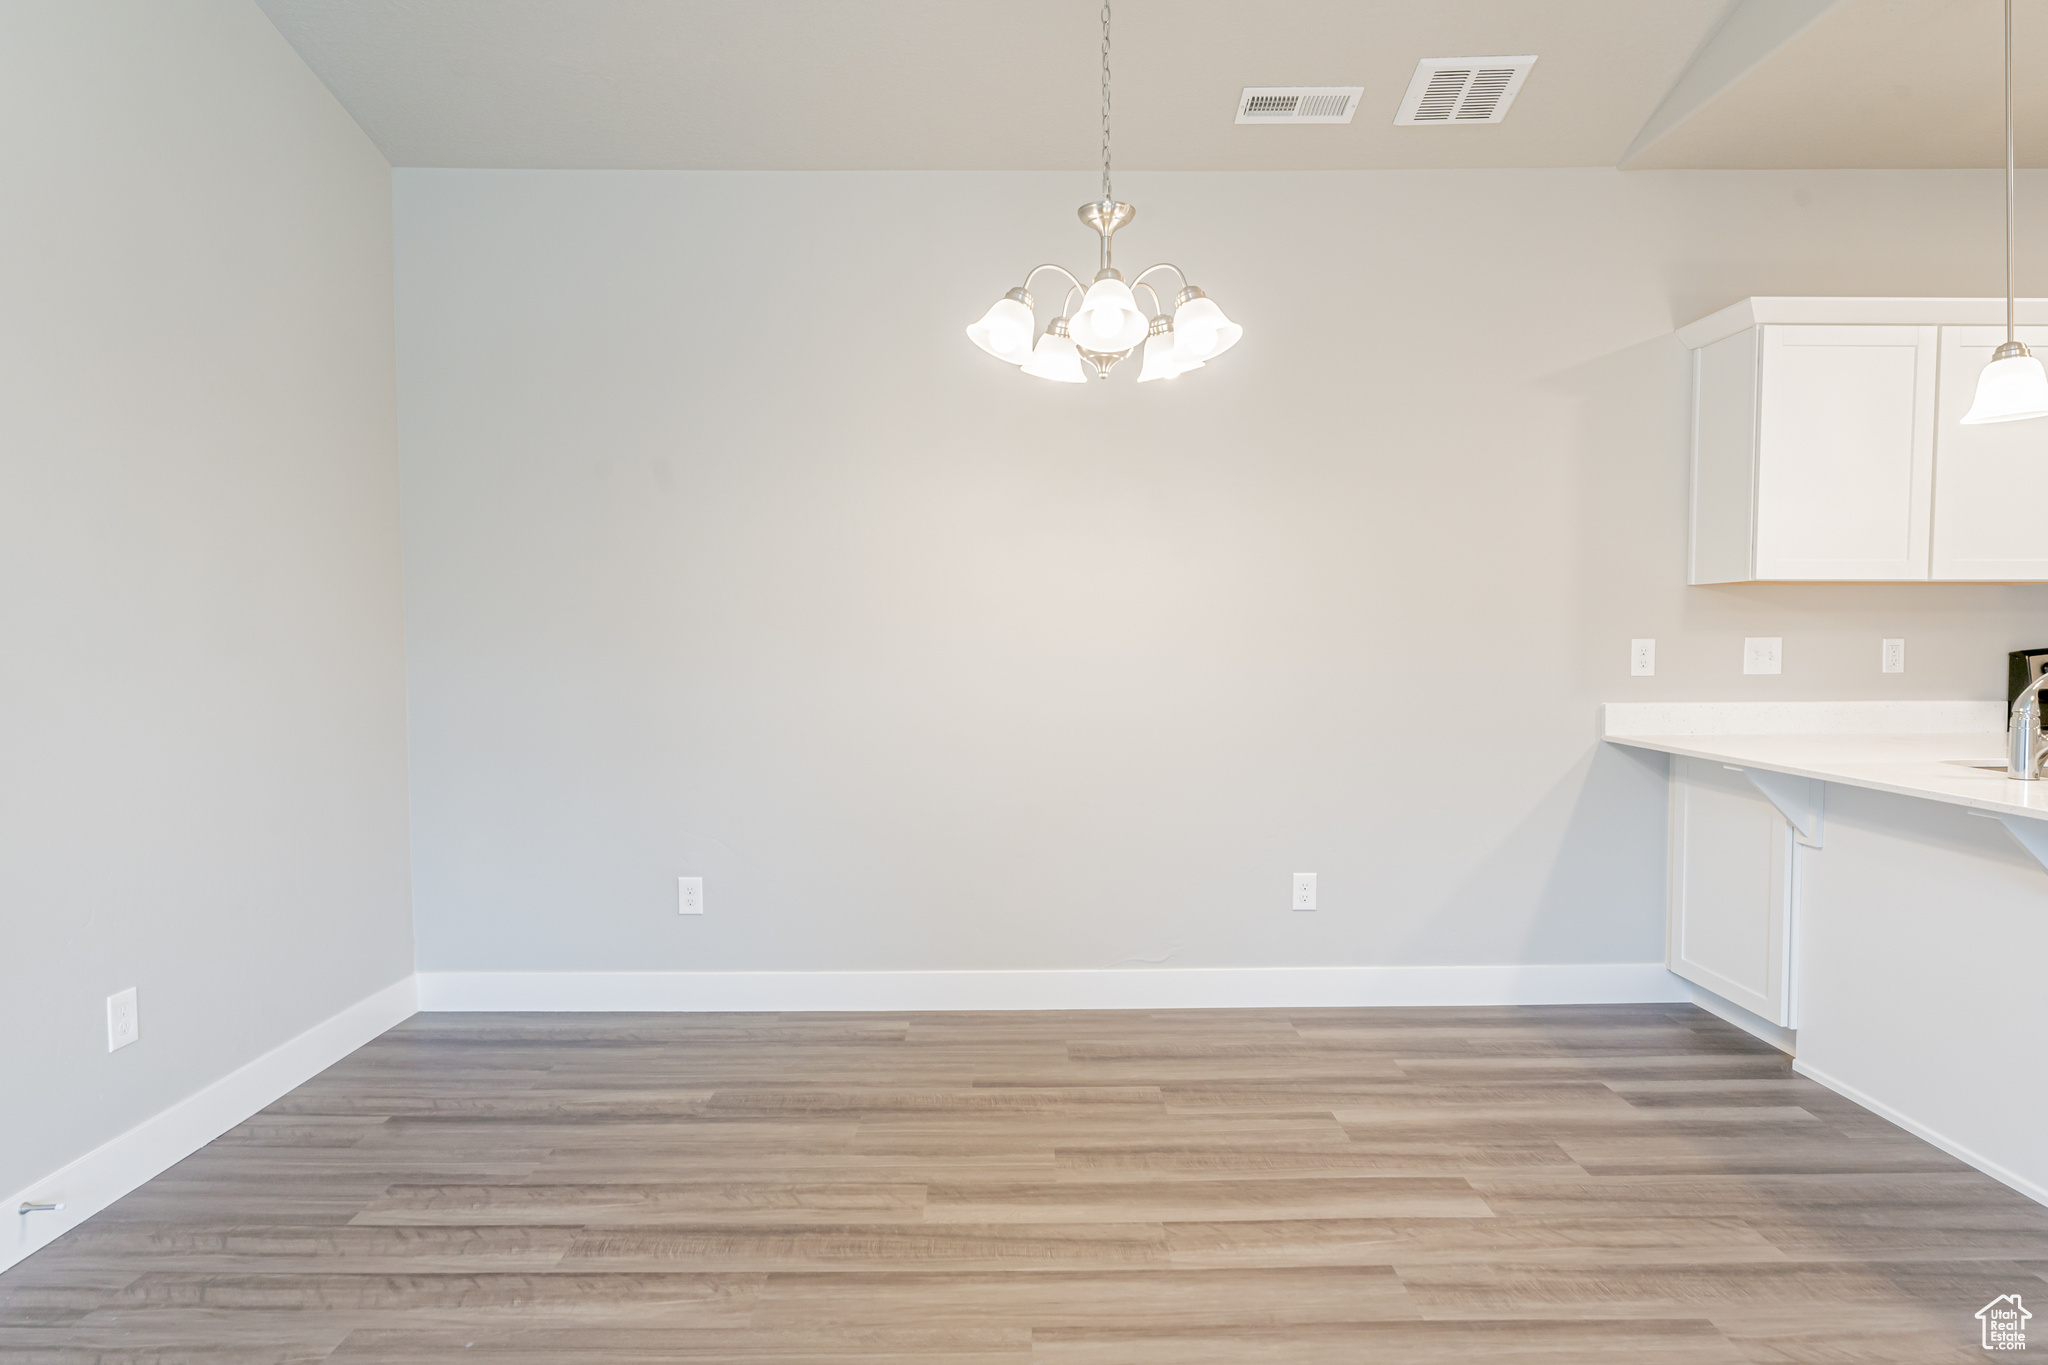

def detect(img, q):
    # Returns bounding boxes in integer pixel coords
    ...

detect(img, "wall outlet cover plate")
[107,987,138,1052]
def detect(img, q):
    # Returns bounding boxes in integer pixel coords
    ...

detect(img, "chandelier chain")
[1100,0,1112,203]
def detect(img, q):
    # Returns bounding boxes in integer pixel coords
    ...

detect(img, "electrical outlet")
[678,876,703,915]
[1630,639,1655,676]
[1882,638,1905,673]
[107,988,138,1052]
[1292,872,1317,911]
[1743,637,1782,675]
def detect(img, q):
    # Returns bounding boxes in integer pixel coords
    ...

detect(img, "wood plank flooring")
[3,1004,2045,1362]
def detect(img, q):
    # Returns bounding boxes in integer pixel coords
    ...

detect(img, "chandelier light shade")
[1020,318,1087,383]
[1964,0,2048,424]
[1170,287,1243,363]
[966,288,1037,365]
[963,0,1242,385]
[1136,317,1188,382]
[1075,275,1149,352]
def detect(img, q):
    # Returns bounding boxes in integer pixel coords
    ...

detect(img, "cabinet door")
[1931,325,2048,580]
[1667,757,1793,1024]
[1754,325,1936,580]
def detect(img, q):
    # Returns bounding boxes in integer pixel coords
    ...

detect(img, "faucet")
[2009,673,2048,779]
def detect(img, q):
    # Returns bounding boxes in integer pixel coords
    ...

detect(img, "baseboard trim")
[1688,983,1797,1055]
[2,975,417,1274]
[415,964,1688,1013]
[1792,1058,2048,1209]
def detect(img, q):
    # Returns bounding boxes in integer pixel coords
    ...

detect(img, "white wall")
[395,167,2048,980]
[0,0,412,1201]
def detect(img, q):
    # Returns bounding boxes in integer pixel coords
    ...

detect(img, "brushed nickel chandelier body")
[964,1,1241,383]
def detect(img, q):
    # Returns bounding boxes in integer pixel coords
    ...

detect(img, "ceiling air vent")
[1393,56,1537,125]
[1235,87,1365,125]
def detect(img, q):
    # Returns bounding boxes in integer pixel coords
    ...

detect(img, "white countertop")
[1602,701,2048,823]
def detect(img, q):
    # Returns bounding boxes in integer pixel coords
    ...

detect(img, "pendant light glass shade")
[1172,289,1242,362]
[1075,276,1150,352]
[966,291,1036,364]
[1962,348,2048,423]
[1020,319,1087,383]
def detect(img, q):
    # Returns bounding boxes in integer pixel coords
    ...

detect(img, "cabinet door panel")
[1931,325,2048,580]
[1667,757,1791,1022]
[1755,325,1935,580]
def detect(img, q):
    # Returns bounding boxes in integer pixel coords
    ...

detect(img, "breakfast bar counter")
[1603,699,2048,1210]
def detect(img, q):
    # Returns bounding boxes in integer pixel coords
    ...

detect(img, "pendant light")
[962,1,1242,383]
[1964,0,2048,424]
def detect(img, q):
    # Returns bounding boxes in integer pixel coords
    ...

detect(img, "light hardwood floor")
[3,1004,2045,1362]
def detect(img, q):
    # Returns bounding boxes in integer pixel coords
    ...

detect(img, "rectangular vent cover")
[1393,56,1537,125]
[1235,87,1364,125]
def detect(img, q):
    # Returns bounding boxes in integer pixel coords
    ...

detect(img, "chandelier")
[964,1,1242,383]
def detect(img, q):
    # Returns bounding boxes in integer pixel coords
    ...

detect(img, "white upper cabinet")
[1754,325,1936,581]
[1932,325,2048,581]
[1681,298,2048,584]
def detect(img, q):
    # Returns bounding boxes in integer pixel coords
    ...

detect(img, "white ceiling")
[1630,0,2048,169]
[254,0,2048,171]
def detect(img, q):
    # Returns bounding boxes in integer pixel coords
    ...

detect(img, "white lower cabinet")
[1666,756,1797,1026]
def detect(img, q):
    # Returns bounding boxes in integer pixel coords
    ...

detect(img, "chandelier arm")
[1133,282,1164,316]
[1024,263,1088,297]
[1132,263,1189,295]
[1060,284,1083,318]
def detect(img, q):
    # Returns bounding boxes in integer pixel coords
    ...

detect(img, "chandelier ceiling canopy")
[964,1,1241,384]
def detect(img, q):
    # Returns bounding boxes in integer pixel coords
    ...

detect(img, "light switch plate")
[107,988,138,1052]
[1630,639,1655,676]
[1292,872,1317,911]
[678,876,703,915]
[1743,638,1782,675]
[1882,638,1905,673]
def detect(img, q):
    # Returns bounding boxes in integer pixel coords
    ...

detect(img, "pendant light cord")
[2008,0,2016,344]
[1100,0,1113,204]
